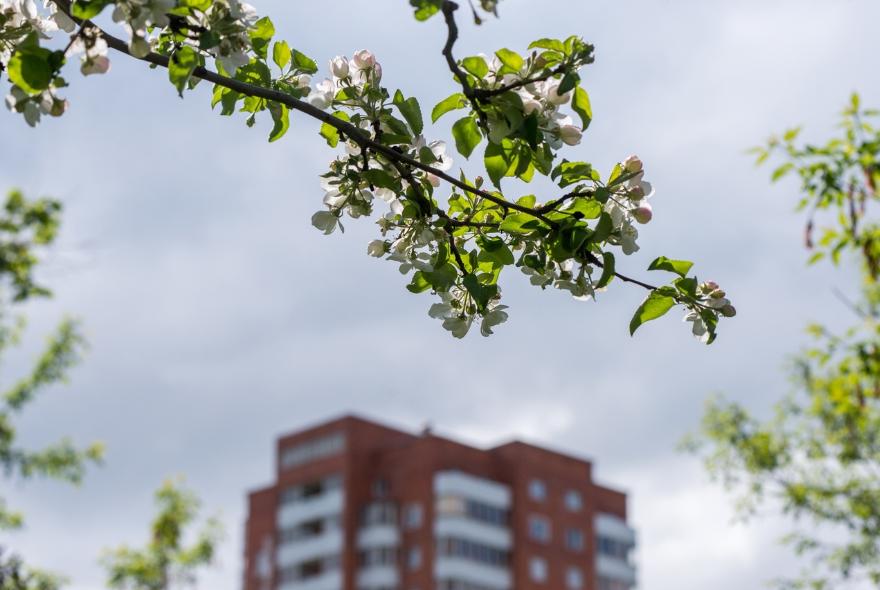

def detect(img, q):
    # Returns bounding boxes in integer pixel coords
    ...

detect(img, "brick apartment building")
[243,415,636,590]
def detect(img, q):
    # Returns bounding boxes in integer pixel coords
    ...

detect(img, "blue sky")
[3,1,880,589]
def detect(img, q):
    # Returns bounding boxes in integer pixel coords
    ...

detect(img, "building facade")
[243,415,636,590]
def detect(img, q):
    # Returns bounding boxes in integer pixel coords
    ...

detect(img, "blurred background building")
[243,415,636,590]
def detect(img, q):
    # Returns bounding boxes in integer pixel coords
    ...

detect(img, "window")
[437,537,509,567]
[407,546,422,570]
[565,527,584,552]
[372,478,390,498]
[404,503,423,529]
[597,536,631,561]
[566,567,584,589]
[279,473,342,504]
[529,557,548,583]
[280,433,345,469]
[528,515,551,543]
[362,502,397,526]
[564,489,582,512]
[528,478,547,501]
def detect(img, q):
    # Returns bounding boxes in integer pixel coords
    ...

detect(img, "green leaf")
[320,122,339,147]
[432,93,466,122]
[629,292,676,335]
[494,48,523,72]
[362,169,397,189]
[393,90,424,136]
[410,0,442,20]
[462,56,489,78]
[648,256,694,278]
[499,213,543,234]
[477,236,514,266]
[268,102,289,142]
[528,38,566,53]
[249,17,275,60]
[558,72,578,94]
[69,0,113,19]
[596,251,615,288]
[169,46,198,96]
[572,86,592,131]
[484,142,509,187]
[407,271,432,293]
[291,49,318,74]
[272,41,291,70]
[452,117,482,159]
[7,51,53,95]
[463,273,497,310]
[771,162,794,182]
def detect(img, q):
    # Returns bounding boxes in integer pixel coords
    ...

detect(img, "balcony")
[434,557,511,590]
[596,554,637,587]
[434,516,511,550]
[357,565,399,588]
[434,471,511,508]
[356,524,400,548]
[277,569,342,590]
[277,488,344,529]
[276,528,344,569]
[595,513,637,546]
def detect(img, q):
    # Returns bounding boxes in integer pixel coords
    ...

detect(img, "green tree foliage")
[0,190,103,590]
[102,480,222,590]
[1,0,735,341]
[686,94,880,589]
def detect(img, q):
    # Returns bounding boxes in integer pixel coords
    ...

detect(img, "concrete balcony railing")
[434,516,512,550]
[356,523,399,549]
[434,556,511,590]
[277,488,344,529]
[277,569,342,590]
[357,564,399,588]
[596,554,637,586]
[276,528,343,569]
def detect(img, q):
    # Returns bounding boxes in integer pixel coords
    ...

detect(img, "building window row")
[359,546,397,567]
[435,495,509,528]
[528,479,584,513]
[280,432,346,469]
[279,473,342,504]
[597,535,631,561]
[362,501,397,526]
[528,558,584,589]
[437,537,509,568]
[277,554,340,583]
[279,515,341,544]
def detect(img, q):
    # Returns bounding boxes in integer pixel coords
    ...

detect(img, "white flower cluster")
[605,155,655,255]
[685,280,735,343]
[70,26,110,76]
[467,54,583,148]
[307,49,382,110]
[312,135,453,235]
[428,287,508,338]
[0,0,73,41]
[521,257,597,300]
[5,85,66,125]
[109,0,173,58]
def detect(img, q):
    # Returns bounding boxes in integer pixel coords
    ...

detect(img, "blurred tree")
[0,190,103,590]
[102,479,223,590]
[687,94,880,589]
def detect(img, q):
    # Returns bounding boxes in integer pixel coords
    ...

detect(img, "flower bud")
[522,99,542,116]
[559,124,582,146]
[633,203,653,224]
[721,304,737,317]
[330,56,349,78]
[623,155,643,174]
[702,281,720,292]
[49,98,68,117]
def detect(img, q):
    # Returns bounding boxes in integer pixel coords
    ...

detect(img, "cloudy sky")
[3,0,880,588]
